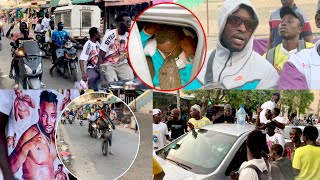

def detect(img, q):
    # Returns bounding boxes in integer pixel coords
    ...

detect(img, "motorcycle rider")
[48,20,56,62]
[49,22,80,76]
[87,111,97,133]
[6,23,36,88]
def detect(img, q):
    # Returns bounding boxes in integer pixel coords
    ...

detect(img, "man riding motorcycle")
[6,22,39,88]
[49,22,80,76]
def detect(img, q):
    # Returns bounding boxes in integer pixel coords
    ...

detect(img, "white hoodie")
[197,0,279,89]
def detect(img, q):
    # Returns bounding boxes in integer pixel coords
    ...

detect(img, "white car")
[154,124,320,180]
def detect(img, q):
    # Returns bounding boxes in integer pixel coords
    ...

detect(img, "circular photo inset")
[128,2,207,91]
[56,92,140,180]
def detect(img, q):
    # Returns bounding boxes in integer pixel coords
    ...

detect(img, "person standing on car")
[237,130,284,180]
[153,109,169,150]
[212,104,235,123]
[98,12,134,87]
[292,125,320,180]
[49,22,80,75]
[188,104,211,130]
[259,93,281,124]
[166,108,187,140]
[79,27,101,91]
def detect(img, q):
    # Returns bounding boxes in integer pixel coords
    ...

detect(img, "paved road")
[58,120,139,180]
[0,23,82,89]
[118,112,152,180]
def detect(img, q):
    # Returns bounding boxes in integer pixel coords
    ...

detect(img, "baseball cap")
[280,6,305,28]
[58,22,64,27]
[153,109,161,116]
[191,104,201,113]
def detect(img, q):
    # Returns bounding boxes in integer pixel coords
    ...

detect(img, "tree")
[183,90,226,115]
[280,90,314,117]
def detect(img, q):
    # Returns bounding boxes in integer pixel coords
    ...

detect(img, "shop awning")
[72,0,95,4]
[97,0,150,7]
[18,2,31,8]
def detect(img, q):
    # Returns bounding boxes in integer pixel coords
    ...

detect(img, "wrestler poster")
[1,89,79,180]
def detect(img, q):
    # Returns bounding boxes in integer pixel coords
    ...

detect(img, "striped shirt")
[269,4,312,48]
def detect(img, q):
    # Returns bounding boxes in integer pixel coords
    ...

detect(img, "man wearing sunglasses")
[264,6,314,75]
[279,4,320,90]
[196,0,279,90]
[267,0,313,51]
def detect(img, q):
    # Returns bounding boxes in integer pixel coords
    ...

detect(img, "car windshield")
[156,129,237,174]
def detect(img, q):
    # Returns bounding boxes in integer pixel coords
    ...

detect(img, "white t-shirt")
[239,158,269,180]
[41,17,50,31]
[35,24,42,33]
[274,116,285,134]
[100,29,128,66]
[266,133,285,150]
[87,114,97,122]
[260,100,276,124]
[80,40,100,69]
[153,122,169,149]
[0,89,79,180]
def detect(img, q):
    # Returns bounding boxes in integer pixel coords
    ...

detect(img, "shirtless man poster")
[14,89,35,121]
[60,89,71,111]
[55,164,67,180]
[9,91,58,179]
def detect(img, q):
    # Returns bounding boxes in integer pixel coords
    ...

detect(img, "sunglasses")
[227,14,258,32]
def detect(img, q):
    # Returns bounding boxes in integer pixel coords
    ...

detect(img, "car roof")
[201,124,255,137]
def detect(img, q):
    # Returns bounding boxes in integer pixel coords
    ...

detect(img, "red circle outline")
[127,1,208,92]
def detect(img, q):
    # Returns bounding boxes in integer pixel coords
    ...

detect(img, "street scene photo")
[0,0,151,90]
[152,90,320,180]
[56,92,140,180]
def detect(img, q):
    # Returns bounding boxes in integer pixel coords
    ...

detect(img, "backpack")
[266,40,306,66]
[244,158,272,180]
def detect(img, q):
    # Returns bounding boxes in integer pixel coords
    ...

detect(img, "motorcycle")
[54,42,79,82]
[68,115,73,124]
[88,120,98,138]
[61,116,66,124]
[35,31,51,57]
[10,40,43,89]
[80,119,83,126]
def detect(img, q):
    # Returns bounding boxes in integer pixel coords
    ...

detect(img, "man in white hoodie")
[196,0,279,90]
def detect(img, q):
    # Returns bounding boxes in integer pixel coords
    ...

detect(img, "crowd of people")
[1,11,136,90]
[153,92,320,180]
[192,0,320,90]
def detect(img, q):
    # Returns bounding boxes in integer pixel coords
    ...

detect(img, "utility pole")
[177,90,180,110]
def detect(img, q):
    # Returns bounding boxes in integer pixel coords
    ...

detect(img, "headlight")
[36,63,42,74]
[24,64,32,74]
[18,50,24,56]
[92,124,97,128]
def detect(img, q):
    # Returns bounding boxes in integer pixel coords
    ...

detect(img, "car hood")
[154,155,208,180]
